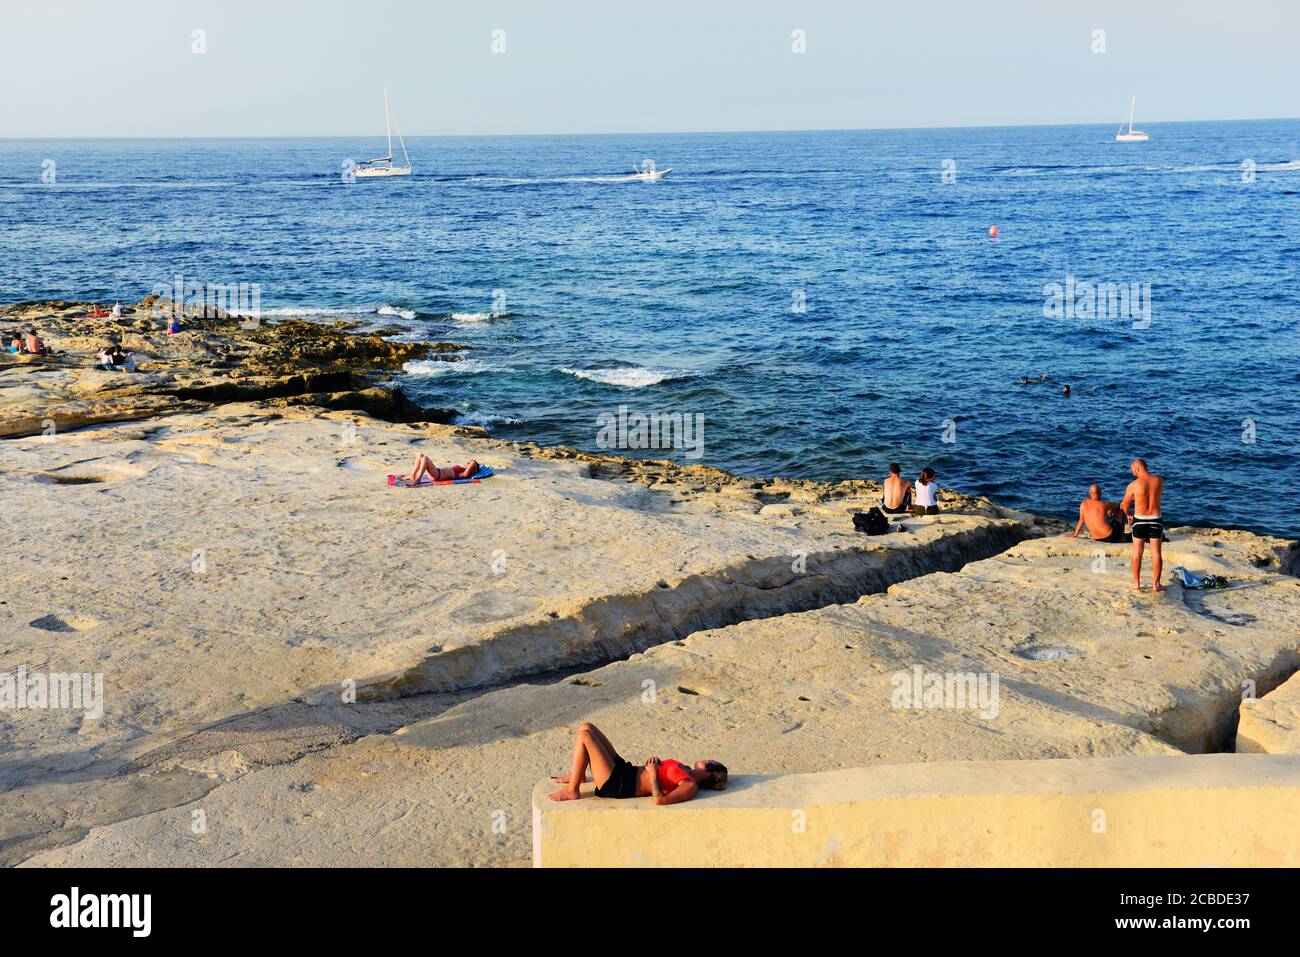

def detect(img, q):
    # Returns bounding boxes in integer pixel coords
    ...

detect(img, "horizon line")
[4,115,1298,141]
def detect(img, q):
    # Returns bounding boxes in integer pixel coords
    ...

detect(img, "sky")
[1,0,1297,137]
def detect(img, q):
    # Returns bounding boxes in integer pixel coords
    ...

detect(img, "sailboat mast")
[384,87,393,161]
[1128,96,1136,133]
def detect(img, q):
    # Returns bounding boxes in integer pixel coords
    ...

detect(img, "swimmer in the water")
[1062,384,1071,396]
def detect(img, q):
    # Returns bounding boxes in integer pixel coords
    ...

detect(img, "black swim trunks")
[1130,517,1166,541]
[882,489,912,514]
[594,758,641,799]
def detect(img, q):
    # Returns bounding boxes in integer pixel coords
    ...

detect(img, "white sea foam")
[259,304,418,321]
[258,305,379,318]
[450,312,495,322]
[403,357,502,377]
[454,411,524,427]
[559,366,697,388]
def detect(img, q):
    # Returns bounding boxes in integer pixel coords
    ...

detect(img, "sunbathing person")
[881,463,913,514]
[395,452,481,484]
[1067,485,1127,543]
[549,722,728,805]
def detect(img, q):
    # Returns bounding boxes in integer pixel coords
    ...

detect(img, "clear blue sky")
[2,0,1296,137]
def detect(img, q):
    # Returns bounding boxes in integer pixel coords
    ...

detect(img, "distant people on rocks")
[112,301,124,318]
[912,467,940,515]
[881,463,913,514]
[167,315,183,334]
[23,330,53,355]
[96,343,137,372]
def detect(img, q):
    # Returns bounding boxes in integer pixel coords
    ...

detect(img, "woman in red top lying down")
[548,722,728,805]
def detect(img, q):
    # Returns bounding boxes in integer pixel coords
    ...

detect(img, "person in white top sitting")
[912,467,940,515]
[95,342,138,372]
[111,301,124,318]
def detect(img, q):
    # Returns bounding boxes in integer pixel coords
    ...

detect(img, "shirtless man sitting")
[1120,458,1166,592]
[881,463,912,514]
[24,330,53,355]
[396,452,481,484]
[1067,485,1127,543]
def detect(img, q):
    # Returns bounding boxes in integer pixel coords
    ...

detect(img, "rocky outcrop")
[0,299,466,438]
[1238,669,1300,753]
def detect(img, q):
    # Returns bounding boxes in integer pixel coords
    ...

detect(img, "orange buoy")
[988,225,998,238]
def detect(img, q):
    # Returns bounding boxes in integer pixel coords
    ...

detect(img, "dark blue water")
[3,123,1298,536]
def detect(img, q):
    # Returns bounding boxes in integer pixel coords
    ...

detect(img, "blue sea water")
[2,122,1298,536]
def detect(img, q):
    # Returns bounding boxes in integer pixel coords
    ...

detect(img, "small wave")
[559,366,699,388]
[259,305,379,318]
[449,311,504,322]
[259,304,420,322]
[454,411,524,428]
[402,358,503,377]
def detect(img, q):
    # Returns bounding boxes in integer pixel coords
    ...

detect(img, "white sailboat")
[355,87,412,178]
[1115,96,1149,142]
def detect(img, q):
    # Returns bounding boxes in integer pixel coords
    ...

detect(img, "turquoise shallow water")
[2,121,1298,535]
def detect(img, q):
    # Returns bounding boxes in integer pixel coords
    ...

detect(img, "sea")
[2,120,1298,536]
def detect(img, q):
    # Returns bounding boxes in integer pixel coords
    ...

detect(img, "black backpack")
[853,507,890,535]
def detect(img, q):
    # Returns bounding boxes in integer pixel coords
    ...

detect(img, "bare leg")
[399,453,433,484]
[582,722,622,763]
[553,722,621,781]
[1151,539,1165,592]
[1130,538,1145,591]
[549,723,618,801]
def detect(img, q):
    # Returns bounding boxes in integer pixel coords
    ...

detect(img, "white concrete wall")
[534,754,1300,867]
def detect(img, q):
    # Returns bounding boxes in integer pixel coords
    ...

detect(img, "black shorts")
[594,758,640,799]
[1130,518,1166,541]
[1097,525,1129,544]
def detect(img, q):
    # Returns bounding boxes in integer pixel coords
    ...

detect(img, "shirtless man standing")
[1068,485,1126,543]
[1120,458,1166,592]
[881,463,912,514]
